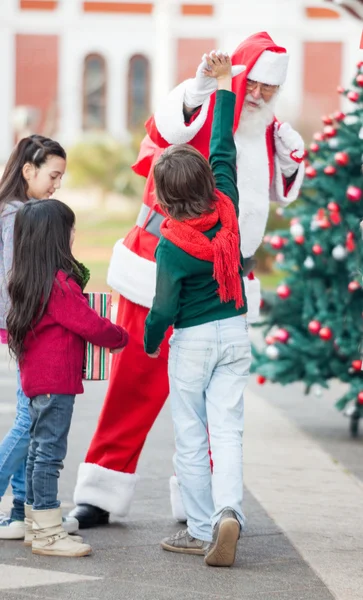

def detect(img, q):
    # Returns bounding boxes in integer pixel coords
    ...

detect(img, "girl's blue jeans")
[168,316,251,542]
[0,369,31,520]
[26,393,75,510]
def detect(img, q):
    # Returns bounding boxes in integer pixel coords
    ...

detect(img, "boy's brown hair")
[153,144,217,221]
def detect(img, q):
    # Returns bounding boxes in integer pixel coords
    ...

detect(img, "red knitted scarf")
[160,189,243,309]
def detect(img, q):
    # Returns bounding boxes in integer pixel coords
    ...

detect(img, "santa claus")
[69,32,305,528]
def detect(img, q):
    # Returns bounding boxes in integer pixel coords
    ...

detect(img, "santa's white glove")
[274,122,305,177]
[184,50,246,109]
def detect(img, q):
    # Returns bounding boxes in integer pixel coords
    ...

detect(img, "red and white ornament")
[256,375,266,385]
[327,201,340,212]
[305,166,317,178]
[337,85,345,94]
[347,91,359,102]
[312,244,323,255]
[277,284,291,299]
[324,165,336,176]
[319,327,333,341]
[270,235,285,250]
[352,360,363,371]
[346,186,362,202]
[348,281,361,292]
[323,125,336,138]
[310,142,320,152]
[266,345,279,360]
[275,329,290,343]
[333,111,345,121]
[308,320,321,335]
[332,245,347,260]
[334,152,349,166]
[356,74,363,87]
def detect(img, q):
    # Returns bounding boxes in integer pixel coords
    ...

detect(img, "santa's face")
[244,79,279,112]
[238,80,280,135]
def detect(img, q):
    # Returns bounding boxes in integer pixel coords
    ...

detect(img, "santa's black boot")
[68,504,109,529]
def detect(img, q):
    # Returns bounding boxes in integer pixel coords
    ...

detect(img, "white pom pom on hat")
[248,50,289,86]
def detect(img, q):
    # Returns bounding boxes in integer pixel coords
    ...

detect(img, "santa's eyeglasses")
[246,79,279,94]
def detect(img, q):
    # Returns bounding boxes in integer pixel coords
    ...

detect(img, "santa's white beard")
[238,92,278,137]
[235,92,280,258]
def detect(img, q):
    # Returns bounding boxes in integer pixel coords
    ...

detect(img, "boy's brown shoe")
[161,529,209,555]
[204,509,240,567]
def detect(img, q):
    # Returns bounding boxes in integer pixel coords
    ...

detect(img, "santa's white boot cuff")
[73,462,140,517]
[169,476,187,523]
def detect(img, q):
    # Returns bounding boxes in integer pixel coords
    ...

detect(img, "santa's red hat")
[231,31,288,131]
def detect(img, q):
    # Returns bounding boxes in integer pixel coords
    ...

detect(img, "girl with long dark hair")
[0,135,74,541]
[7,199,128,557]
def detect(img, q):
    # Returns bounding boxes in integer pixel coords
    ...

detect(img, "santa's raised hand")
[184,50,245,109]
[274,122,305,177]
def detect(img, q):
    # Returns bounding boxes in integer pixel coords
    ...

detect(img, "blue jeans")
[168,316,251,542]
[0,368,31,520]
[26,393,75,510]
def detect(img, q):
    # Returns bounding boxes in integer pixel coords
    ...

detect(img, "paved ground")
[0,334,363,600]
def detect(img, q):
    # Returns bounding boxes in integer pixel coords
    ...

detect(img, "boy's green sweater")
[144,90,247,354]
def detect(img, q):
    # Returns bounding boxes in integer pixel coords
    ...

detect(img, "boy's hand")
[202,52,233,81]
[147,347,161,359]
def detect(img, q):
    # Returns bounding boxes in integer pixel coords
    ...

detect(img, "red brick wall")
[176,38,217,85]
[302,41,342,137]
[15,34,59,135]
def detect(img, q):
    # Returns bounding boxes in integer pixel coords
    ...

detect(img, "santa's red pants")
[85,295,170,473]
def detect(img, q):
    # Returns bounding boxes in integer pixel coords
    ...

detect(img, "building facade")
[0,0,361,161]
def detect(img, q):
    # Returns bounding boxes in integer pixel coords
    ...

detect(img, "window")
[83,53,107,130]
[127,54,150,130]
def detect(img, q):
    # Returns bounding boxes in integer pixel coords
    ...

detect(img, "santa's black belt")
[136,203,255,275]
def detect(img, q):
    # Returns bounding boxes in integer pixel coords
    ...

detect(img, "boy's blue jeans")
[168,316,251,542]
[26,393,75,510]
[0,369,31,520]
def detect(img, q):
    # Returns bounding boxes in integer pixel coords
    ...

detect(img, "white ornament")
[344,115,359,125]
[310,219,319,232]
[265,345,279,360]
[359,126,363,140]
[276,207,284,217]
[328,138,339,149]
[332,245,347,260]
[304,256,315,269]
[290,223,304,238]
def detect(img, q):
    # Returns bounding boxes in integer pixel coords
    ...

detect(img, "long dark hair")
[0,135,66,211]
[7,199,82,360]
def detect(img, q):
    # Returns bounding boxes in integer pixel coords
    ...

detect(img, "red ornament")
[352,360,362,371]
[333,111,345,121]
[356,74,363,87]
[323,125,336,138]
[295,235,305,245]
[324,165,336,175]
[337,85,345,94]
[257,375,266,385]
[290,217,300,225]
[308,320,321,335]
[265,335,275,345]
[305,166,317,178]
[319,327,333,341]
[302,149,309,160]
[310,143,320,152]
[312,244,323,255]
[346,186,362,202]
[275,329,290,343]
[327,202,340,212]
[348,281,361,292]
[313,132,325,142]
[276,253,285,263]
[347,91,359,102]
[330,212,341,225]
[322,115,333,125]
[346,232,355,252]
[260,298,265,309]
[357,61,363,68]
[334,152,349,166]
[270,235,284,250]
[357,392,363,405]
[263,235,271,243]
[277,284,291,299]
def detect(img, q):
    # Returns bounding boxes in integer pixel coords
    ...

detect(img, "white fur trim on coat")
[244,276,261,324]
[249,51,289,86]
[107,239,156,308]
[272,156,305,206]
[169,476,187,523]
[154,80,211,145]
[73,462,140,516]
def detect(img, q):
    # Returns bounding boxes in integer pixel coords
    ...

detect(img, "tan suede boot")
[31,507,91,557]
[24,504,83,547]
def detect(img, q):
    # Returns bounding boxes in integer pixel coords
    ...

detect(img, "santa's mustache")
[244,94,266,108]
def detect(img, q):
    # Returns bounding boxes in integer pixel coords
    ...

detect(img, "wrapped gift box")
[83,292,112,380]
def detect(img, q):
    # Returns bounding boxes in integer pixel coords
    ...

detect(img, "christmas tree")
[252,61,363,430]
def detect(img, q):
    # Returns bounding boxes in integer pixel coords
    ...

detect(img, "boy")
[144,53,251,567]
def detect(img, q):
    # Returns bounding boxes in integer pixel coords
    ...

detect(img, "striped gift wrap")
[83,292,112,380]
